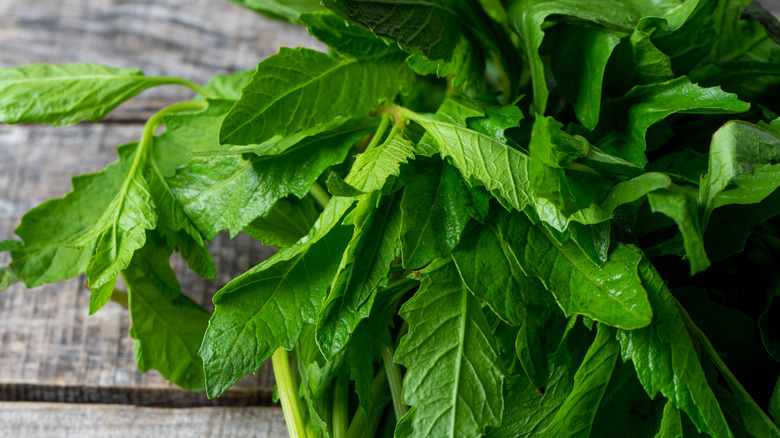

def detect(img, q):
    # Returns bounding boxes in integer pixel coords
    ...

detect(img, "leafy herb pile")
[3,0,780,436]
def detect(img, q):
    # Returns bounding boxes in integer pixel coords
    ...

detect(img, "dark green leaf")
[647,185,710,275]
[543,324,620,438]
[170,111,366,239]
[495,210,652,329]
[701,120,780,225]
[656,402,684,438]
[199,197,354,397]
[395,259,504,438]
[596,77,749,166]
[400,159,478,269]
[243,196,320,248]
[551,26,621,130]
[220,48,412,145]
[300,11,403,61]
[124,232,210,391]
[316,192,402,358]
[617,259,732,438]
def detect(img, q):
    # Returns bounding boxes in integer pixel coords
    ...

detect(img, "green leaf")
[395,259,504,438]
[71,151,157,291]
[451,220,560,388]
[0,63,189,126]
[226,0,323,22]
[486,318,594,438]
[647,185,710,275]
[220,48,412,145]
[4,142,143,289]
[199,70,254,100]
[400,159,479,269]
[300,11,403,61]
[243,196,320,248]
[199,197,354,398]
[316,192,402,359]
[395,407,417,438]
[543,324,620,438]
[508,0,645,115]
[617,259,733,438]
[170,112,367,239]
[656,402,684,438]
[494,209,652,329]
[550,26,621,130]
[595,77,749,165]
[398,106,532,212]
[701,120,780,226]
[344,133,415,193]
[124,233,210,391]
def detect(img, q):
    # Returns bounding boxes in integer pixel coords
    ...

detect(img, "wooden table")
[0,1,323,435]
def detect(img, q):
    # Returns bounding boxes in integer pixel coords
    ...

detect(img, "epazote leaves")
[124,232,210,391]
[395,259,504,438]
[0,63,200,126]
[219,47,412,145]
[7,0,780,436]
[170,104,373,239]
[199,197,353,398]
[494,209,652,329]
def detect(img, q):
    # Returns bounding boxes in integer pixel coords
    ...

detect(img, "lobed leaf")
[395,260,504,438]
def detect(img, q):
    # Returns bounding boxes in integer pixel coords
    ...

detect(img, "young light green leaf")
[400,159,479,269]
[71,155,157,291]
[170,109,366,239]
[494,210,652,329]
[124,233,210,391]
[344,133,415,193]
[316,192,402,359]
[226,0,323,22]
[395,260,504,438]
[702,120,780,226]
[0,63,193,126]
[220,48,412,145]
[647,185,710,275]
[199,197,354,398]
[397,106,532,212]
[543,325,620,438]
[617,259,733,438]
[300,11,403,61]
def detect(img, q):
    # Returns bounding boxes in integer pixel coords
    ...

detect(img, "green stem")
[362,113,392,153]
[272,348,308,438]
[110,289,129,309]
[381,344,408,421]
[152,76,217,99]
[309,182,331,210]
[346,365,389,438]
[332,376,350,438]
[677,300,780,435]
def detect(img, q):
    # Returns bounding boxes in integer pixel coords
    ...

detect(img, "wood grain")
[0,402,288,437]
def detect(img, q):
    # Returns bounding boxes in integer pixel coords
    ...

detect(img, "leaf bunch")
[3,0,780,437]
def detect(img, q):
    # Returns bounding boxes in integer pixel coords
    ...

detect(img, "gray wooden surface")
[0,0,323,434]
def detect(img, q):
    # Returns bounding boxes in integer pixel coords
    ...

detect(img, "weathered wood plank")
[0,0,324,121]
[0,124,278,405]
[0,402,287,437]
